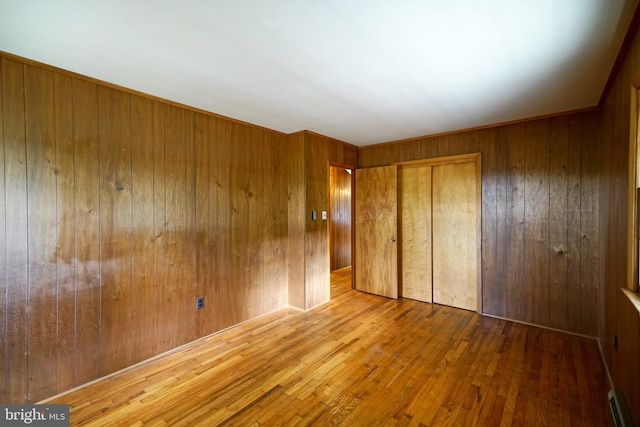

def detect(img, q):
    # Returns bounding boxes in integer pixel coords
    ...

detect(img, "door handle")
[390,237,396,242]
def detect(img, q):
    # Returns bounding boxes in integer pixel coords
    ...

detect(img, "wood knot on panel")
[552,244,567,255]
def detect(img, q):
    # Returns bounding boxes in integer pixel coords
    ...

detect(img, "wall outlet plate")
[196,296,204,309]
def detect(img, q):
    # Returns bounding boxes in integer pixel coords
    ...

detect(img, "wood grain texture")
[72,78,101,387]
[194,112,212,338]
[130,95,156,364]
[289,131,358,310]
[548,115,570,332]
[398,165,432,302]
[355,165,398,299]
[598,12,640,425]
[98,86,133,375]
[44,269,611,427]
[286,132,306,309]
[617,290,640,427]
[163,104,191,349]
[523,120,551,326]
[3,58,29,403]
[151,100,166,355]
[505,124,527,323]
[360,115,600,336]
[432,161,478,311]
[329,166,352,271]
[305,134,331,308]
[0,52,291,403]
[24,64,59,402]
[580,111,600,337]
[53,72,76,395]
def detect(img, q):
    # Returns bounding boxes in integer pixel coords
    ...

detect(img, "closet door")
[399,165,433,303]
[355,165,398,299]
[431,161,478,311]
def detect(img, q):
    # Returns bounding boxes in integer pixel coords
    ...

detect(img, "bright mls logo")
[0,405,69,426]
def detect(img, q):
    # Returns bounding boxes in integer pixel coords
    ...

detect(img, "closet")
[355,153,481,312]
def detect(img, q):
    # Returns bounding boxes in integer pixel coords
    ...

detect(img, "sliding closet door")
[431,161,478,311]
[399,165,433,303]
[355,165,398,299]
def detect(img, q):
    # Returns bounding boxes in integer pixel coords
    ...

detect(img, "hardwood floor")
[45,268,612,426]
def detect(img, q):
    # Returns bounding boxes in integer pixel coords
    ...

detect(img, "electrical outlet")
[196,296,204,310]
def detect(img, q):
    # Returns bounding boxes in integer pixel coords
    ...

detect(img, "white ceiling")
[0,1,638,146]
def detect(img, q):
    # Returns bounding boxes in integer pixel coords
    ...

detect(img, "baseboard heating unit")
[608,388,632,427]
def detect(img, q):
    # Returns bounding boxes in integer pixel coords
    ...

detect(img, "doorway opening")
[329,165,354,273]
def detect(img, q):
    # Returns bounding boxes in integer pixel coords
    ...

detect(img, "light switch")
[321,211,327,220]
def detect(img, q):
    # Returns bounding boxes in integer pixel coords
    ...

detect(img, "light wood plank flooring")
[45,268,612,426]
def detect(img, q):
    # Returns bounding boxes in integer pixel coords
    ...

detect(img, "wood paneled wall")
[0,54,290,404]
[599,11,640,425]
[329,166,352,271]
[305,133,357,309]
[288,131,358,310]
[360,112,601,337]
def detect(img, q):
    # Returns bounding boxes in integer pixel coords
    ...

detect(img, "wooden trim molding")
[628,80,640,292]
[364,108,598,149]
[392,152,481,168]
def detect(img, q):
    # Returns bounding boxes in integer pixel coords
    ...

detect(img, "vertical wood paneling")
[151,100,166,355]
[505,124,526,322]
[52,73,76,392]
[130,95,155,364]
[359,114,600,336]
[1,53,293,404]
[493,128,509,319]
[24,64,58,402]
[230,122,250,323]
[548,115,570,331]
[263,131,288,312]
[246,127,262,320]
[305,134,330,308]
[183,110,197,344]
[287,132,306,309]
[274,133,289,310]
[478,128,501,314]
[195,113,212,338]
[72,78,101,387]
[214,118,231,328]
[206,116,219,331]
[215,120,241,328]
[580,112,599,337]
[567,114,583,333]
[523,120,550,326]
[163,105,189,350]
[329,166,352,271]
[98,86,133,375]
[3,58,29,403]
[288,132,357,311]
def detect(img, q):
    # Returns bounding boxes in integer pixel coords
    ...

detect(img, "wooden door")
[355,165,398,299]
[431,161,478,311]
[399,165,433,303]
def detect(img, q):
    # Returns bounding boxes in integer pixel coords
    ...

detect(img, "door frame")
[328,161,357,288]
